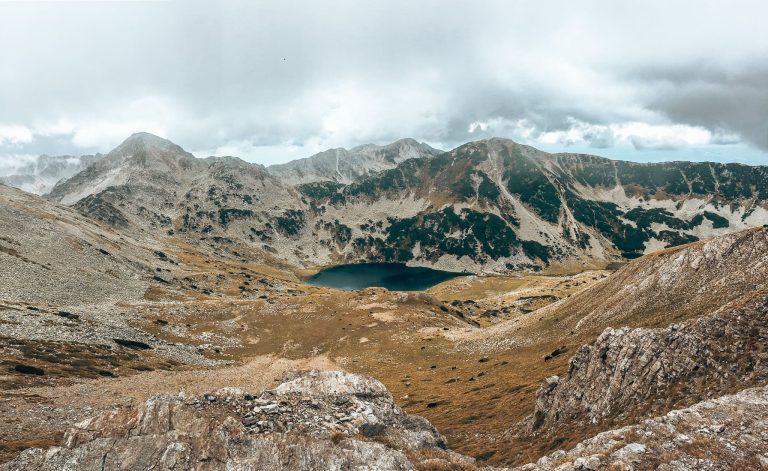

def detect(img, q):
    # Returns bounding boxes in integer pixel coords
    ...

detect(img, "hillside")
[535,225,768,332]
[0,184,157,306]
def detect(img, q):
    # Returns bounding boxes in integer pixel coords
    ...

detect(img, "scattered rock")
[13,364,44,376]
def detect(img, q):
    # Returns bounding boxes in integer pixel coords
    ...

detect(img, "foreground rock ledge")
[516,384,768,471]
[1,370,472,471]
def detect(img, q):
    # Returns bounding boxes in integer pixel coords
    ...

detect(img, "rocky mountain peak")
[120,131,183,150]
[47,133,201,205]
[107,132,193,164]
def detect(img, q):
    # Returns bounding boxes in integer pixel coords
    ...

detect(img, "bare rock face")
[2,370,472,471]
[517,385,768,471]
[530,294,768,433]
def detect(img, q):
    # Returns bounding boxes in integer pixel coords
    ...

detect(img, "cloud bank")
[0,0,766,166]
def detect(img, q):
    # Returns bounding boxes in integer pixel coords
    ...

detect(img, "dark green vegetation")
[565,198,711,257]
[275,209,306,237]
[74,191,130,228]
[500,146,562,223]
[218,208,254,227]
[384,207,548,264]
[294,139,766,264]
[305,263,467,291]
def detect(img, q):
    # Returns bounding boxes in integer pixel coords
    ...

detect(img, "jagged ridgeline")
[46,133,768,273]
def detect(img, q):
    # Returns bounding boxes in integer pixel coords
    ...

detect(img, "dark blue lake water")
[305,263,467,291]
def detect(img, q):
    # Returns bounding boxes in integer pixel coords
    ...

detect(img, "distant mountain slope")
[47,133,768,274]
[48,132,202,206]
[47,132,305,267]
[0,154,101,195]
[0,184,159,306]
[536,225,768,331]
[266,138,442,185]
[292,138,768,271]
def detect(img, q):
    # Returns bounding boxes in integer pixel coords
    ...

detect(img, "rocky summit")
[266,138,442,185]
[2,132,768,471]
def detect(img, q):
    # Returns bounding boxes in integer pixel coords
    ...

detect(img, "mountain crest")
[267,138,442,185]
[109,132,190,162]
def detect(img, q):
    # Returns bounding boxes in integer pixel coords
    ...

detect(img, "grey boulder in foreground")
[2,370,470,471]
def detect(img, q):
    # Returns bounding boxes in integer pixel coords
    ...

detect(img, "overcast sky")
[0,0,767,169]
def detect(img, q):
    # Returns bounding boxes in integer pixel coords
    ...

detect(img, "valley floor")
[3,228,767,468]
[0,256,612,467]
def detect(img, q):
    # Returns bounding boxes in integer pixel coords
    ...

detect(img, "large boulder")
[531,294,768,432]
[2,371,472,471]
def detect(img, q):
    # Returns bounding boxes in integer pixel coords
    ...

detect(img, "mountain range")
[266,138,442,185]
[40,132,768,273]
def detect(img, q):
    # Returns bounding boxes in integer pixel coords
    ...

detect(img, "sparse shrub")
[329,430,346,445]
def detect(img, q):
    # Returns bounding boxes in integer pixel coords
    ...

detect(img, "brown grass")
[1,241,746,468]
[407,449,478,471]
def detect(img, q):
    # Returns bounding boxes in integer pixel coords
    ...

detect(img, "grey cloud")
[0,0,766,164]
[583,128,616,149]
[631,63,768,151]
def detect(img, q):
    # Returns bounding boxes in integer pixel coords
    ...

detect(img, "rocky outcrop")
[2,370,473,471]
[530,293,768,433]
[517,385,768,471]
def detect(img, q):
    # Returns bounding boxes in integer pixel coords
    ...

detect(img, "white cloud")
[0,125,33,147]
[619,123,712,151]
[464,117,723,153]
[0,153,38,175]
[0,0,766,163]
